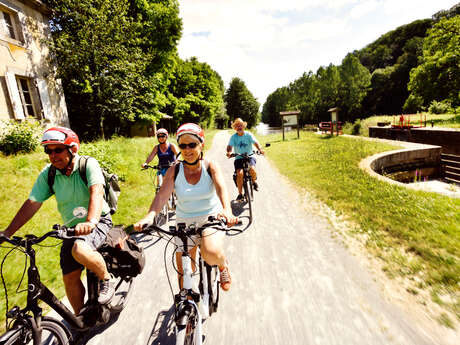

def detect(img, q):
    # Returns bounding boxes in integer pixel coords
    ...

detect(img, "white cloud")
[177,0,459,107]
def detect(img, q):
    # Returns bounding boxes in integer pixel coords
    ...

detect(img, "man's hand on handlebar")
[75,222,96,235]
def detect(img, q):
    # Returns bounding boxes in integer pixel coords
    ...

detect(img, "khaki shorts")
[174,214,224,252]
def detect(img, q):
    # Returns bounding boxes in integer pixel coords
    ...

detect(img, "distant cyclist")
[142,128,179,185]
[226,118,264,201]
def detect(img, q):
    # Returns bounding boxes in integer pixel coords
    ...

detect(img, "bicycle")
[0,225,135,344]
[142,164,177,226]
[229,151,261,222]
[137,217,236,345]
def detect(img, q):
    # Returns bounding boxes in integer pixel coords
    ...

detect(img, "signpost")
[280,111,300,141]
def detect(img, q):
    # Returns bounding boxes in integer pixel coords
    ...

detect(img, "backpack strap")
[47,165,57,194]
[47,155,91,193]
[78,155,89,186]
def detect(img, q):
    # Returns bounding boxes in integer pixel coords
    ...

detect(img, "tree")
[46,0,182,139]
[406,16,460,109]
[262,87,290,127]
[163,57,225,128]
[338,54,371,121]
[224,78,260,128]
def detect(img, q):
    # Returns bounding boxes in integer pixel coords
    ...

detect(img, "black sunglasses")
[157,135,166,138]
[178,142,199,149]
[44,147,66,155]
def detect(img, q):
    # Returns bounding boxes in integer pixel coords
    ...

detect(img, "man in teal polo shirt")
[1,127,114,315]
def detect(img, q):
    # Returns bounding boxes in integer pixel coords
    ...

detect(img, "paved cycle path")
[82,130,455,345]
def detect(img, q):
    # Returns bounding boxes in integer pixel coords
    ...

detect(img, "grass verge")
[259,130,460,325]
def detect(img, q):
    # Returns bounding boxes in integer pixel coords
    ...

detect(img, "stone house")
[0,0,69,127]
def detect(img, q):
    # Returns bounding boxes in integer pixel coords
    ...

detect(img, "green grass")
[343,113,460,136]
[260,130,460,323]
[0,130,217,330]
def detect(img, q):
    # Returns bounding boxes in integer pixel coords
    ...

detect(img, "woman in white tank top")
[134,123,237,291]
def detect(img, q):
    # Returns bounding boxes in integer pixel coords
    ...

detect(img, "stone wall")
[369,127,460,155]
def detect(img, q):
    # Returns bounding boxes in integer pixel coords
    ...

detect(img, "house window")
[0,7,23,43]
[16,77,38,118]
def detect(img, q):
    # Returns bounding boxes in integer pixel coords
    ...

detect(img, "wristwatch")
[88,218,99,226]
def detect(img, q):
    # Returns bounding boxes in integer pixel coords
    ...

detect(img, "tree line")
[262,4,460,127]
[44,0,235,139]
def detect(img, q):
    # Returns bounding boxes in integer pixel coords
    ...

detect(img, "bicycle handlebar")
[137,216,235,238]
[228,151,262,158]
[0,225,77,248]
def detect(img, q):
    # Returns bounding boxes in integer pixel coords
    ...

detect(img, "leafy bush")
[403,94,424,113]
[351,119,362,135]
[79,142,125,181]
[0,121,42,155]
[428,100,452,114]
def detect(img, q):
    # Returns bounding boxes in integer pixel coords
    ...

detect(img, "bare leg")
[200,230,225,267]
[236,169,244,194]
[249,166,257,182]
[175,247,198,289]
[72,241,110,280]
[63,269,85,314]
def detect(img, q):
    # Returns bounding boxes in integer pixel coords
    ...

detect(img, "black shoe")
[98,279,114,304]
[253,182,259,191]
[236,194,244,201]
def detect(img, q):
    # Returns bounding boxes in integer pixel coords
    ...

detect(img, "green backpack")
[47,156,121,215]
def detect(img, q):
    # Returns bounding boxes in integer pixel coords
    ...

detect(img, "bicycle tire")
[249,178,254,201]
[207,264,220,315]
[2,318,70,345]
[109,276,135,313]
[243,179,253,220]
[175,317,197,345]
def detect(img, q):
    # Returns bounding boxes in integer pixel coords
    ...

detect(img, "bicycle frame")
[0,228,134,344]
[231,153,256,224]
[142,220,223,345]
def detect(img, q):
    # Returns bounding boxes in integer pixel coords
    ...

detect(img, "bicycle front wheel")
[175,320,197,345]
[243,179,253,220]
[3,318,70,345]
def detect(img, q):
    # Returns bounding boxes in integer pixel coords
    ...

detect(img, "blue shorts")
[60,214,112,275]
[156,167,169,176]
[234,157,256,171]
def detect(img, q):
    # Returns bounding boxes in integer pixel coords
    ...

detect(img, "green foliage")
[261,87,290,127]
[224,78,260,128]
[429,100,453,114]
[403,94,424,113]
[0,121,42,155]
[407,16,460,109]
[351,119,362,135]
[337,54,371,121]
[163,57,225,129]
[45,0,182,139]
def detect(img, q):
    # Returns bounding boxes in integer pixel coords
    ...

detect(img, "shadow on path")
[145,305,176,345]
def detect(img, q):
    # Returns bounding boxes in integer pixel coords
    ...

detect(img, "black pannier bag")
[98,226,145,278]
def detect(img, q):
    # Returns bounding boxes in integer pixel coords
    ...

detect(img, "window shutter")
[36,78,52,119]
[15,11,27,44]
[5,71,25,119]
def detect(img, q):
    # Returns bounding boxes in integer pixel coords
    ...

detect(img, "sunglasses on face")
[44,147,66,155]
[157,135,166,138]
[178,142,199,149]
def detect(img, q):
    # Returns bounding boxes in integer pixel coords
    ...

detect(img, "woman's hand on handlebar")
[217,211,239,227]
[133,212,156,231]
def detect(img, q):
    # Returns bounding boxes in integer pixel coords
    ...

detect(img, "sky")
[177,0,459,108]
